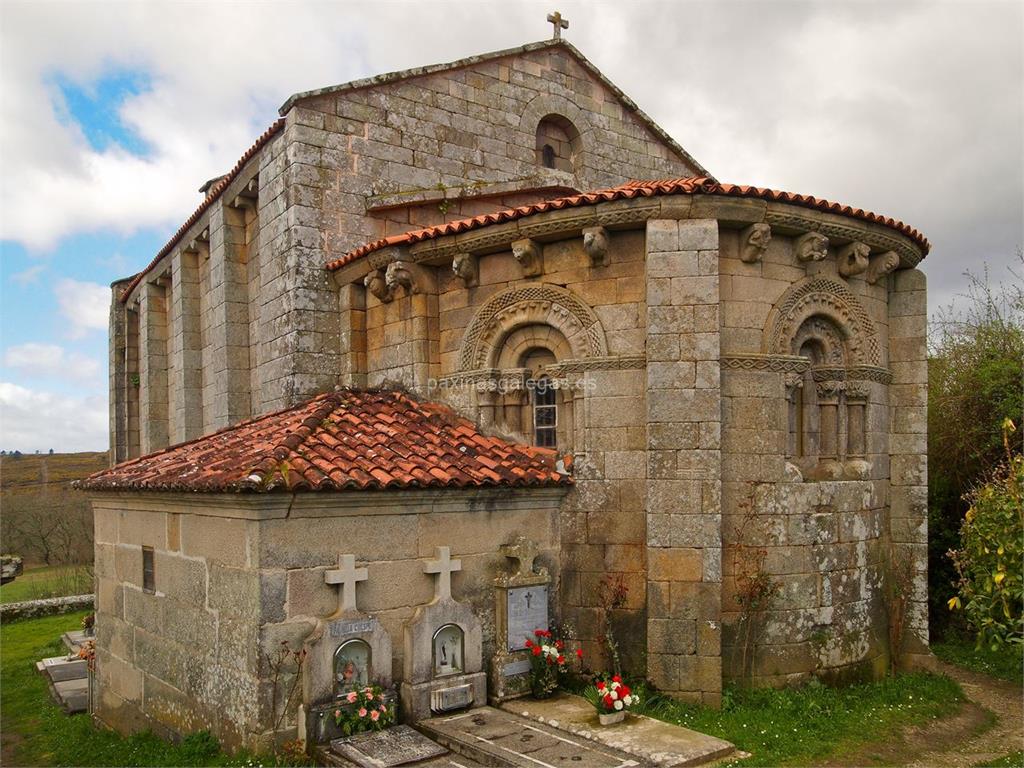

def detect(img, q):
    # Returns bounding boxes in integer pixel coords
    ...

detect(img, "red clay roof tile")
[77,389,571,494]
[325,177,929,271]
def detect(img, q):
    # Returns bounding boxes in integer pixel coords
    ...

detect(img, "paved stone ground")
[903,661,1023,768]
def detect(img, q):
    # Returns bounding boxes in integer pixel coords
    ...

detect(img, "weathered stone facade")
[95,37,930,751]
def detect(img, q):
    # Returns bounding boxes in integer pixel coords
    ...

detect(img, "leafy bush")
[948,420,1023,649]
[928,259,1024,635]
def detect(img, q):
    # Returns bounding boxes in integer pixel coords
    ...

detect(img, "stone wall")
[644,219,723,705]
[90,489,562,750]
[111,43,698,458]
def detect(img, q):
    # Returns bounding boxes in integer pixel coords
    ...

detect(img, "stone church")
[81,31,930,752]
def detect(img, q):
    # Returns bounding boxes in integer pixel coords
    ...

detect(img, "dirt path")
[902,661,1022,768]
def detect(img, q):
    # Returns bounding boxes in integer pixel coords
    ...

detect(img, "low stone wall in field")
[0,594,94,621]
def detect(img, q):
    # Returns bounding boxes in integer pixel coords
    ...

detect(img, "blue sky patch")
[53,71,152,156]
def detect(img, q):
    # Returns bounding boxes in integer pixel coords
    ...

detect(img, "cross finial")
[424,546,462,602]
[325,554,368,615]
[547,11,568,40]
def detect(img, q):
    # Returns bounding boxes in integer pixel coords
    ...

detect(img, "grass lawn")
[932,635,1024,684]
[643,673,965,767]
[0,565,93,605]
[975,752,1024,767]
[0,611,260,767]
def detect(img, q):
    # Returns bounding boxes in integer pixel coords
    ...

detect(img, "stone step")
[500,694,735,768]
[419,706,648,768]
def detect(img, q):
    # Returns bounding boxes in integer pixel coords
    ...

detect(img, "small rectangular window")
[142,546,155,593]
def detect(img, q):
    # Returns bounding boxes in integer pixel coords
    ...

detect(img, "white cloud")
[3,342,101,381]
[0,0,1020,314]
[0,381,107,453]
[53,278,109,338]
[9,264,45,285]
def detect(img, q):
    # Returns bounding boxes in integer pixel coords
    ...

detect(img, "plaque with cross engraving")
[506,585,548,651]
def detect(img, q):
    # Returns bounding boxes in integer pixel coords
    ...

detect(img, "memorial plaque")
[430,683,473,713]
[330,618,375,637]
[502,659,531,677]
[506,585,548,651]
[331,725,446,768]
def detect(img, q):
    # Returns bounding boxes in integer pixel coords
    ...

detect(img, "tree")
[928,256,1024,636]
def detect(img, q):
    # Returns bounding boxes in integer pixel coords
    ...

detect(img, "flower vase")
[598,710,626,726]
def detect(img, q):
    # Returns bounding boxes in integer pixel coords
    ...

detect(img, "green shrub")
[928,260,1023,636]
[948,420,1023,649]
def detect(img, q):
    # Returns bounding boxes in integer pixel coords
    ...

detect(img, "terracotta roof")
[77,390,571,493]
[325,177,929,271]
[118,119,285,303]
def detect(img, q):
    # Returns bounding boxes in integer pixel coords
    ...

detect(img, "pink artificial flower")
[366,691,374,701]
[334,709,341,718]
[358,707,368,717]
[379,704,387,712]
[346,691,358,703]
[370,710,380,721]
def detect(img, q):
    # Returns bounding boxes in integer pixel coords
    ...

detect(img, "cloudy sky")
[0,0,1021,453]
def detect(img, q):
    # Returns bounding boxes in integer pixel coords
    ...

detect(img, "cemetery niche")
[490,537,553,702]
[400,546,486,722]
[302,554,397,748]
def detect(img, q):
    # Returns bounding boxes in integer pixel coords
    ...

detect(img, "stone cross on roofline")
[547,11,568,40]
[425,546,462,602]
[325,554,368,615]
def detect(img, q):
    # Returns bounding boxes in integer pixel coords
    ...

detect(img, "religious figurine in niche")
[333,639,371,693]
[433,624,464,677]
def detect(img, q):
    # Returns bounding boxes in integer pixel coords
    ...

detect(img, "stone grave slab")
[502,693,735,767]
[51,676,88,714]
[62,629,91,653]
[37,655,87,682]
[330,724,447,767]
[420,706,645,767]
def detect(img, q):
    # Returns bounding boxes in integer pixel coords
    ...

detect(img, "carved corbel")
[230,179,259,211]
[363,269,393,303]
[784,371,804,394]
[837,242,870,278]
[452,253,478,288]
[866,250,899,285]
[794,231,829,262]
[186,227,210,256]
[582,226,609,267]
[511,238,543,277]
[739,223,772,263]
[385,260,430,296]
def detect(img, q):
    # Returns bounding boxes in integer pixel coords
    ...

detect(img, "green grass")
[643,674,965,767]
[976,752,1024,768]
[0,611,289,766]
[975,752,1024,767]
[0,565,93,604]
[932,635,1024,684]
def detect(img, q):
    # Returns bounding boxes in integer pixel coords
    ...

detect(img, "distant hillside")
[1,452,108,567]
[0,452,108,494]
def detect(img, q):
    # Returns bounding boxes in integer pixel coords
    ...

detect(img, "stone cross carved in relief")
[547,11,569,40]
[325,554,368,616]
[425,546,462,602]
[500,536,549,582]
